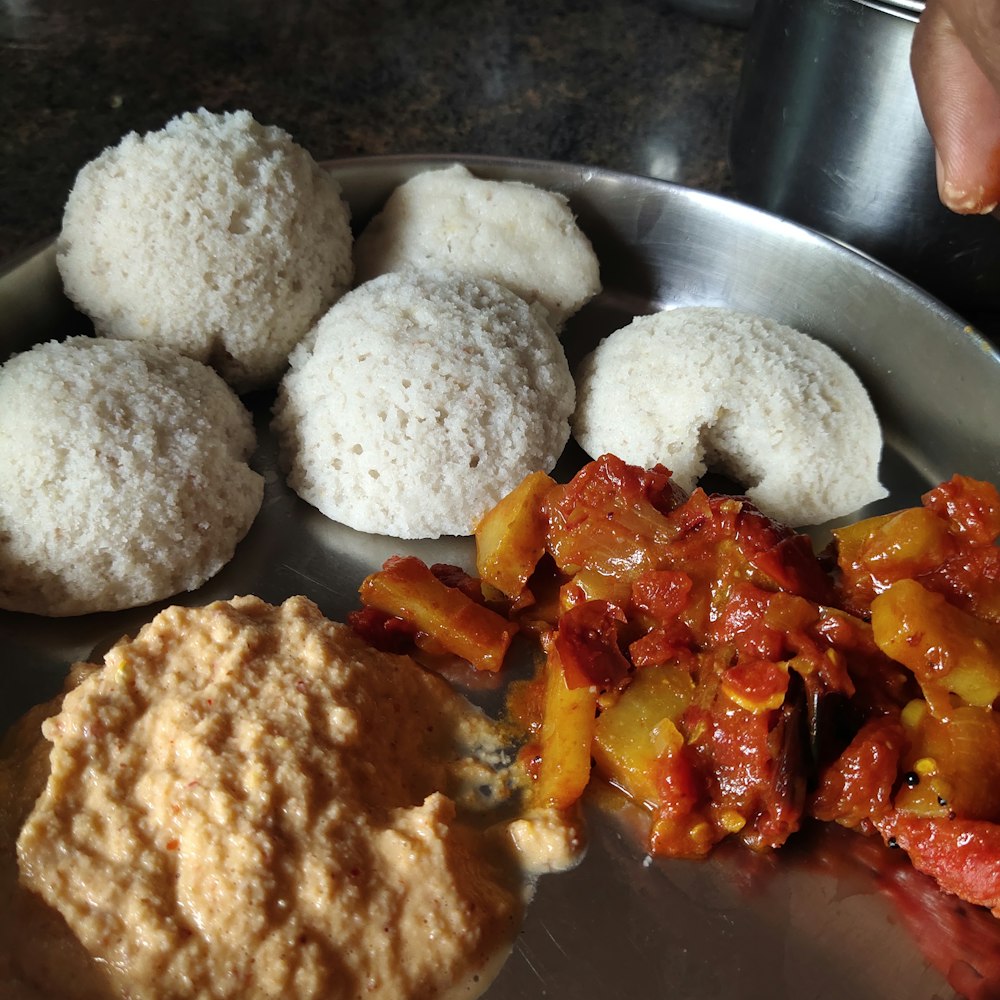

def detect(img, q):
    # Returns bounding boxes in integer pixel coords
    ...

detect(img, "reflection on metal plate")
[2,156,1000,1000]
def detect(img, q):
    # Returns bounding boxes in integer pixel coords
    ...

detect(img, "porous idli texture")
[273,270,575,539]
[573,306,887,526]
[353,164,601,328]
[0,337,264,616]
[57,108,353,392]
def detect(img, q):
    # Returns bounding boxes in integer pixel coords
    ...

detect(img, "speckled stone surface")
[1,0,745,262]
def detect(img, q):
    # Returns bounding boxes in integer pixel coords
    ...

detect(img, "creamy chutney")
[3,595,583,999]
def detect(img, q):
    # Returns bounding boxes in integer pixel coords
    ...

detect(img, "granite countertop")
[1,0,745,263]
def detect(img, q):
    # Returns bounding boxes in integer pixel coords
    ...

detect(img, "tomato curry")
[351,455,1000,917]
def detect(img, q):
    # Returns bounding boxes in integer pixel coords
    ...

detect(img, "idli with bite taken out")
[572,306,887,526]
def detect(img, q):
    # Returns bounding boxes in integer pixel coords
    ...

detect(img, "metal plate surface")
[2,155,1000,999]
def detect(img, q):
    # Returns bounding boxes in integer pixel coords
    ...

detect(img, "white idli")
[572,306,887,526]
[273,270,575,539]
[353,164,601,328]
[57,108,353,391]
[0,337,264,616]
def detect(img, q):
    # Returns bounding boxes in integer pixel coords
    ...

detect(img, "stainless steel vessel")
[728,0,1000,314]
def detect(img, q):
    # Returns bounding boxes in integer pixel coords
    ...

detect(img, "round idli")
[273,270,575,539]
[0,337,264,616]
[57,108,353,392]
[353,164,601,328]
[572,306,887,526]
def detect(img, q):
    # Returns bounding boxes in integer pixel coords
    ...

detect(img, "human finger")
[911,0,1000,214]
[935,0,1000,90]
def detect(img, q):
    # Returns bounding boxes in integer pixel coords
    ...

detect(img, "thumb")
[911,0,1000,214]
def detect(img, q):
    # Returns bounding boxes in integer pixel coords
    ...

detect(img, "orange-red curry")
[352,454,1000,916]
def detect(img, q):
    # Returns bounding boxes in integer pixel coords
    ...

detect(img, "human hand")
[911,0,1000,215]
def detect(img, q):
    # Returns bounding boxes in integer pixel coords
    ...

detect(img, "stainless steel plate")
[3,155,1000,1000]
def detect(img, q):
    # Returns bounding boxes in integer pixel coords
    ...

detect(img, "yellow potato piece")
[475,471,555,599]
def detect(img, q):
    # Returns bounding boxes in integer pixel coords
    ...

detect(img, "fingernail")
[938,161,997,214]
[935,149,971,211]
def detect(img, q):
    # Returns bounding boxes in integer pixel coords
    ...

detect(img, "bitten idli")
[353,164,601,328]
[0,337,264,616]
[57,108,353,391]
[573,307,887,526]
[273,270,575,539]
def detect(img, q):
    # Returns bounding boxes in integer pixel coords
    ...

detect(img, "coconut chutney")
[4,595,582,999]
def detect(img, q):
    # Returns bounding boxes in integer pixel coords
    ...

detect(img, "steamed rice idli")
[353,164,601,328]
[0,337,264,616]
[57,108,353,392]
[573,306,887,526]
[273,270,575,539]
